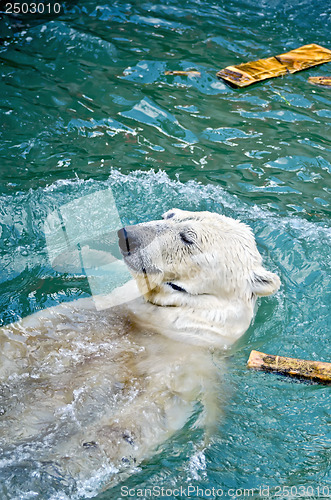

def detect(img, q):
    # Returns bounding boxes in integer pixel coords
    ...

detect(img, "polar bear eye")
[180,231,195,245]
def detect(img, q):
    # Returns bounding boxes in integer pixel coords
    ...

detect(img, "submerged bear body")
[0,209,280,492]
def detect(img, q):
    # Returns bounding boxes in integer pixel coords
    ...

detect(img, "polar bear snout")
[118,224,163,276]
[118,227,140,256]
[118,225,159,256]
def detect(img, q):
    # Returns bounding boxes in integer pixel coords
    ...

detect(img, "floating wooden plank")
[217,44,331,88]
[276,44,331,72]
[308,76,331,87]
[164,70,201,77]
[247,350,331,384]
[217,57,287,87]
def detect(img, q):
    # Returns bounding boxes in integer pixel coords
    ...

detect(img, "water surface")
[0,0,330,498]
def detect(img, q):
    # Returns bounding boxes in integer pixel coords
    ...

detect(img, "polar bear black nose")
[118,227,140,255]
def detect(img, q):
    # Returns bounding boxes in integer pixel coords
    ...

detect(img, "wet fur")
[0,209,280,489]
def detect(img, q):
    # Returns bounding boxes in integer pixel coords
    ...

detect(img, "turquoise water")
[0,0,330,498]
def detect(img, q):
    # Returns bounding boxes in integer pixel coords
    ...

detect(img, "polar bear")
[0,209,280,495]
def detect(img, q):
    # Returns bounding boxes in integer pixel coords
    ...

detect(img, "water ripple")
[0,0,330,496]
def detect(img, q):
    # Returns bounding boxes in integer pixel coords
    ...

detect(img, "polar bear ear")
[162,208,183,220]
[250,267,281,296]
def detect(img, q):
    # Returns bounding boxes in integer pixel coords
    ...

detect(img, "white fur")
[121,208,280,347]
[0,209,280,489]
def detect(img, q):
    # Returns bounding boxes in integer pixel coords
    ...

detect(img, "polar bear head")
[118,208,280,309]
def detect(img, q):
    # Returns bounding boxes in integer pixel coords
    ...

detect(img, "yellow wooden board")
[308,76,331,87]
[217,44,331,88]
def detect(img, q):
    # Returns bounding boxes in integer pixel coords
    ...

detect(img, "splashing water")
[0,0,330,497]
